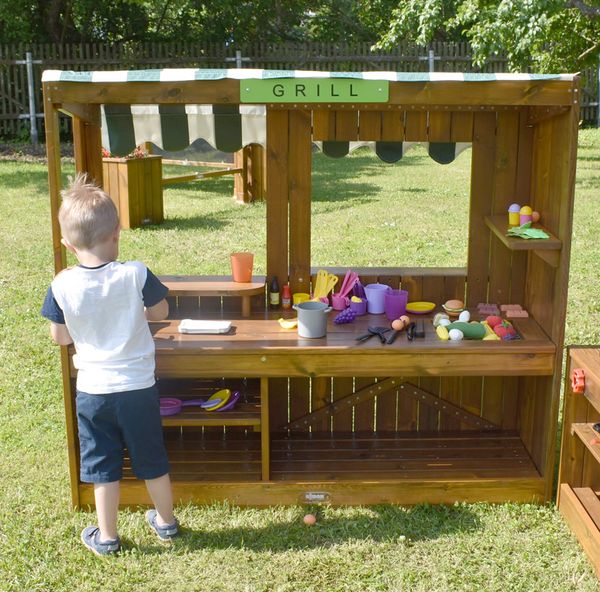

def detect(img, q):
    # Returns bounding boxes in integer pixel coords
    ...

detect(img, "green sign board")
[240,78,389,103]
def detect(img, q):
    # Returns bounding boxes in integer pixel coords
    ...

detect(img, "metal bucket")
[293,301,332,338]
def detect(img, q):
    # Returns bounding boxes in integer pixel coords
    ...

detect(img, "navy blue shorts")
[76,385,170,483]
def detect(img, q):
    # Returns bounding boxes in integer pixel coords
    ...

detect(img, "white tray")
[178,319,232,334]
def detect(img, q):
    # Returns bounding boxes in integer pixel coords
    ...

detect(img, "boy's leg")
[145,473,175,525]
[94,481,120,541]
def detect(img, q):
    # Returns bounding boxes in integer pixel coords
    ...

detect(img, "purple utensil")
[216,390,241,412]
[159,397,206,416]
[353,280,366,300]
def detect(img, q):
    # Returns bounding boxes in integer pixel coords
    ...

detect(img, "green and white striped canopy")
[44,68,569,159]
[42,68,572,83]
[100,104,266,155]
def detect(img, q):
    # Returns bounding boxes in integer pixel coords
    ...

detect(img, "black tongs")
[356,326,391,344]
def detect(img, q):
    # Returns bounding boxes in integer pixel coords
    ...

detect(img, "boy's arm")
[145,298,169,321]
[142,266,169,322]
[50,321,73,345]
[42,286,72,344]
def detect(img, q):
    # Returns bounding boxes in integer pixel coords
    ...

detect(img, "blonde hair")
[58,174,119,249]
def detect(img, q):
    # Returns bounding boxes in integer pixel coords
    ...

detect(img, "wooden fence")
[0,41,598,140]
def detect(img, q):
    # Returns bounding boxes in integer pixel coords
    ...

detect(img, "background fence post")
[25,51,38,146]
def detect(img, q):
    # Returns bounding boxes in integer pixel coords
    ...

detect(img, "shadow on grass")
[128,503,481,554]
[0,167,52,192]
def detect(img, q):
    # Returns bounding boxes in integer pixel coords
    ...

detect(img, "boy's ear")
[61,237,76,253]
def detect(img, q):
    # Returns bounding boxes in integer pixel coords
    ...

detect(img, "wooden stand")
[558,347,600,578]
[102,155,163,229]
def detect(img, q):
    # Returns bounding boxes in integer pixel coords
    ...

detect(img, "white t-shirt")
[46,261,167,394]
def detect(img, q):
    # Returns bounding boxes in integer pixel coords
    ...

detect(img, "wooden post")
[72,106,103,187]
[266,109,289,284]
[43,91,81,508]
[288,110,311,294]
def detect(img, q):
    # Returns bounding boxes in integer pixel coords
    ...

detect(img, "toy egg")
[519,205,533,225]
[391,318,405,331]
[458,310,470,323]
[508,203,520,226]
[303,513,317,526]
[433,312,449,327]
[448,329,464,341]
[439,318,451,327]
[399,315,410,326]
[531,211,540,223]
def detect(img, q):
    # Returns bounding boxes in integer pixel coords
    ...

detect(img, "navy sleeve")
[41,286,65,324]
[142,268,169,307]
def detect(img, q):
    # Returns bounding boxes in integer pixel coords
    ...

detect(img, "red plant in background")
[101,146,148,159]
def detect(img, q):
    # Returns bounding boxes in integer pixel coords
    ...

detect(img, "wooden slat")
[450,111,473,142]
[332,377,354,432]
[428,111,452,142]
[466,112,496,306]
[288,110,311,293]
[404,111,427,142]
[380,110,405,141]
[574,488,600,531]
[334,110,358,141]
[266,109,289,283]
[358,110,382,140]
[83,474,546,507]
[400,383,499,430]
[312,109,335,141]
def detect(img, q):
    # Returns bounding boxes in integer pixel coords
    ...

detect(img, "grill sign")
[241,78,389,103]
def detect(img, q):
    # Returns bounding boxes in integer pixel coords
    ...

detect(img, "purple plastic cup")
[349,298,367,316]
[384,289,408,320]
[364,283,390,314]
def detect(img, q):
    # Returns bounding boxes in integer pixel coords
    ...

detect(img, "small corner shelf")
[484,215,562,251]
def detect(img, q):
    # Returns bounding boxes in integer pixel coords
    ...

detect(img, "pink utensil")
[338,270,359,298]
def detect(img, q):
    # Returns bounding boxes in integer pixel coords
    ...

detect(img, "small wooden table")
[160,276,265,317]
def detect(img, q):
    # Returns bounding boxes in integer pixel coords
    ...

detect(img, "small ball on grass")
[303,513,317,526]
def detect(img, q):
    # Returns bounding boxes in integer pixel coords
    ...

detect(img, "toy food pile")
[434,300,520,341]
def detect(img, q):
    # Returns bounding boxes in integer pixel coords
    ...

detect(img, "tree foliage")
[376,0,600,72]
[0,0,597,73]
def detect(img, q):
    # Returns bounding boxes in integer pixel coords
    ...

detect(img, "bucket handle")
[293,305,332,314]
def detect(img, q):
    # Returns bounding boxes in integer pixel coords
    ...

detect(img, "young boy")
[41,174,178,555]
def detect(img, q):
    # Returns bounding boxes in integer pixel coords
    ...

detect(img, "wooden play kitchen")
[43,69,579,509]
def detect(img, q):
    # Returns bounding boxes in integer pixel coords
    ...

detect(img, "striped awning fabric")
[100,103,469,163]
[42,68,573,83]
[319,141,471,164]
[101,104,266,155]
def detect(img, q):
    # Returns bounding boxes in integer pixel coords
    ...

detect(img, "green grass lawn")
[1,130,599,591]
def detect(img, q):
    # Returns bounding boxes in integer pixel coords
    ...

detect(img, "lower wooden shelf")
[161,404,261,428]
[558,484,600,579]
[76,429,545,507]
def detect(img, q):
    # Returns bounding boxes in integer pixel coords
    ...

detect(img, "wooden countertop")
[149,312,556,378]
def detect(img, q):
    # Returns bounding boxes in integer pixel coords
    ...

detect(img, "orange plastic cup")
[230,252,253,283]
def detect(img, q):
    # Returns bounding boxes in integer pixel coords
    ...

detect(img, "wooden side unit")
[558,347,600,579]
[102,156,164,229]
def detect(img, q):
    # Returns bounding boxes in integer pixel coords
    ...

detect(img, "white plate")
[178,319,232,334]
